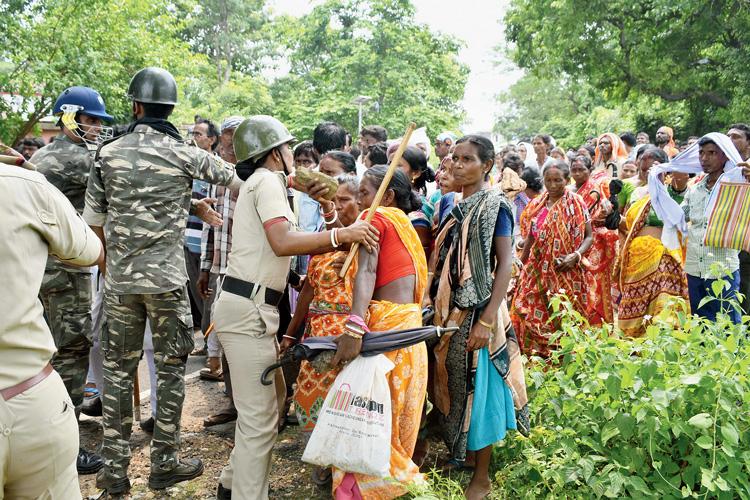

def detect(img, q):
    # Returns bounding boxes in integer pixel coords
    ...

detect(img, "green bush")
[492,291,750,499]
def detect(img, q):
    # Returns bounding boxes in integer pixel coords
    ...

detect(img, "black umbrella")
[261,324,458,385]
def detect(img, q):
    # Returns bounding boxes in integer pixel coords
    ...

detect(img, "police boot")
[77,448,104,475]
[148,458,204,489]
[217,483,232,499]
[95,470,131,494]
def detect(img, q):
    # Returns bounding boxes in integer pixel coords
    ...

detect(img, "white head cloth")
[648,132,743,250]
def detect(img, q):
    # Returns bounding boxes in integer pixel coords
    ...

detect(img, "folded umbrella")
[261,325,457,385]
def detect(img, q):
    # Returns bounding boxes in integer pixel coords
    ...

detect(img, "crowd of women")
[214,115,750,500]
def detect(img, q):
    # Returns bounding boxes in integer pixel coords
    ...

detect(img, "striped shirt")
[185,179,209,254]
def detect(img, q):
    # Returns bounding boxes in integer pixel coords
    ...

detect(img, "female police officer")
[213,116,379,500]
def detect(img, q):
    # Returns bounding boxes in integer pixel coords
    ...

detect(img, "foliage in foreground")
[495,294,750,499]
[408,292,750,499]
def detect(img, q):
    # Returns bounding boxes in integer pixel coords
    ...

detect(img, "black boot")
[77,448,104,475]
[217,483,232,499]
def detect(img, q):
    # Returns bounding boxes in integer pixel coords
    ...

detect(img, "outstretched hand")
[196,198,222,227]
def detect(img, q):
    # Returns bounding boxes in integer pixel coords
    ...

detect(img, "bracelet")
[334,228,341,247]
[477,318,493,329]
[324,210,338,225]
[282,334,297,341]
[319,204,336,218]
[427,272,434,276]
[574,251,582,262]
[330,228,339,248]
[343,328,363,340]
[346,315,370,333]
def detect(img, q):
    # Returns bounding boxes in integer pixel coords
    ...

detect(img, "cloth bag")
[302,354,395,478]
[702,180,750,253]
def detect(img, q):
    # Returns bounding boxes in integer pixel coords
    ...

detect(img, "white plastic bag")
[302,354,395,478]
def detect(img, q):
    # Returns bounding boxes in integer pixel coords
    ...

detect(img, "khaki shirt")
[0,167,101,389]
[224,168,295,293]
[32,133,96,274]
[83,124,241,294]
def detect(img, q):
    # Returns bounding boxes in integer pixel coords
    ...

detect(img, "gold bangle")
[477,318,493,329]
[343,329,363,340]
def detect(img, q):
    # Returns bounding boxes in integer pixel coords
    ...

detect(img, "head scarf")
[517,142,536,169]
[594,132,629,166]
[221,115,244,133]
[657,126,680,157]
[648,132,744,250]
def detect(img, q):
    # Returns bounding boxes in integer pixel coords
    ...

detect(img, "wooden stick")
[133,369,141,421]
[0,154,36,170]
[204,322,214,339]
[339,122,417,277]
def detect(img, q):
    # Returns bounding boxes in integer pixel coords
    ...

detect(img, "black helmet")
[126,67,178,105]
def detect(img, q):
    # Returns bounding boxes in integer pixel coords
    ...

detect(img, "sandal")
[311,466,333,487]
[439,458,474,472]
[199,368,223,381]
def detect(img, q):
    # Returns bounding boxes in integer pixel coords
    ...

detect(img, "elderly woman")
[425,135,523,500]
[511,160,593,357]
[329,166,429,500]
[569,154,618,325]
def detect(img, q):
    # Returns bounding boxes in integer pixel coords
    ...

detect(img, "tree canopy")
[0,0,468,146]
[271,0,469,140]
[499,0,750,146]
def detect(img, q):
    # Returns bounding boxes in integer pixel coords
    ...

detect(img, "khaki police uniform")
[83,123,242,479]
[32,132,96,411]
[214,168,292,500]
[0,166,101,499]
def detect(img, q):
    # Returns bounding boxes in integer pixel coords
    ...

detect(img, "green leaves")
[499,0,750,144]
[687,413,713,429]
[486,295,750,499]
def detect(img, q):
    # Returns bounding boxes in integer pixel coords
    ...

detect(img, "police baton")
[0,154,37,171]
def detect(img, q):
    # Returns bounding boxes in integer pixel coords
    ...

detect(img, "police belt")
[222,276,284,307]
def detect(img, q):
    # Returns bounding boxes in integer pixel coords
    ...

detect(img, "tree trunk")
[12,99,52,146]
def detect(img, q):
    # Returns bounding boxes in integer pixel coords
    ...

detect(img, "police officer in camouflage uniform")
[83,67,244,494]
[33,86,114,476]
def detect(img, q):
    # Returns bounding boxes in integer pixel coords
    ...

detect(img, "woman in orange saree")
[330,166,428,500]
[569,154,619,325]
[511,160,593,358]
[280,175,362,484]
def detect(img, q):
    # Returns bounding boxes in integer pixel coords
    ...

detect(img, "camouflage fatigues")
[32,133,96,410]
[82,123,240,477]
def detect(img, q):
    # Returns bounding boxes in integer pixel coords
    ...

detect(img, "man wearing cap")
[83,67,244,493]
[33,86,114,476]
[1,161,104,499]
[435,131,457,163]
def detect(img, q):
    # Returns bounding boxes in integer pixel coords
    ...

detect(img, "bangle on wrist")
[282,334,297,341]
[477,318,493,329]
[319,204,335,218]
[343,328,363,340]
[330,228,340,248]
[324,210,338,225]
[574,250,582,262]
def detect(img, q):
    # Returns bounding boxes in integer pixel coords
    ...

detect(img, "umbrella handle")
[436,326,459,337]
[260,356,293,386]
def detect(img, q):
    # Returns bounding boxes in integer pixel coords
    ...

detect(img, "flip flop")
[439,458,474,472]
[312,467,333,487]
